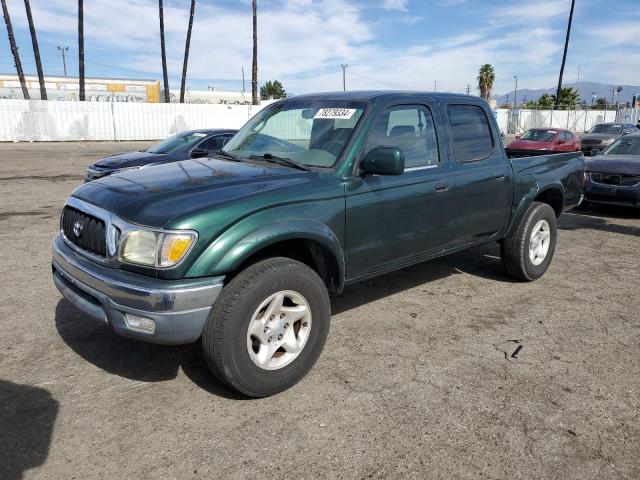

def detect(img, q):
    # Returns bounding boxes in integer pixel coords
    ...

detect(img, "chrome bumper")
[52,234,224,344]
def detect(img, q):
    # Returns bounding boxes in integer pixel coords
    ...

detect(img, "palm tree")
[159,0,170,103]
[23,0,46,99]
[251,0,259,105]
[477,64,495,101]
[78,0,85,101]
[180,0,196,103]
[555,0,575,107]
[1,0,29,99]
[551,87,580,108]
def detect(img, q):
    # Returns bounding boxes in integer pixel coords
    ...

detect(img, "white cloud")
[2,0,638,96]
[382,0,409,12]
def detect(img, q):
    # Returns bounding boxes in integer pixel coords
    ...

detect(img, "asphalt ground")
[0,141,638,479]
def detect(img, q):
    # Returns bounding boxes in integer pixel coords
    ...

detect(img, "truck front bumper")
[52,234,224,345]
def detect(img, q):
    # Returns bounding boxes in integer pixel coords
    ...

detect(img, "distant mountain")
[493,81,640,106]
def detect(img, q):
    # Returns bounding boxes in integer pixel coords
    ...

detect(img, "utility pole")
[242,66,245,92]
[57,46,69,76]
[434,80,437,92]
[340,64,348,91]
[555,0,575,107]
[513,75,518,108]
[465,84,471,95]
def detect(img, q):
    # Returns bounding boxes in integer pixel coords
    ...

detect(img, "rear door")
[443,103,512,246]
[344,101,455,279]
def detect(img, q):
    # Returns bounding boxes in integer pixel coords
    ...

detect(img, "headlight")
[120,229,197,268]
[602,138,615,145]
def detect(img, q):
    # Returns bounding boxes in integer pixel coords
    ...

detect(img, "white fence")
[495,108,637,134]
[0,99,268,142]
[1,99,638,142]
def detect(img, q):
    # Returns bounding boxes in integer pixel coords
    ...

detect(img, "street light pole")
[340,64,348,91]
[57,45,68,77]
[513,75,518,108]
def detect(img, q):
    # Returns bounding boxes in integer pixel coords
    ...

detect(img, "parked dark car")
[506,128,580,155]
[584,133,640,208]
[580,123,638,156]
[53,91,584,397]
[84,129,237,182]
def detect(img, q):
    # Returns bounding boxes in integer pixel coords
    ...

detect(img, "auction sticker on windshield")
[314,108,357,119]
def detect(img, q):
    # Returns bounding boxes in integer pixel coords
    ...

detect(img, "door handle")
[493,173,506,182]
[435,182,449,193]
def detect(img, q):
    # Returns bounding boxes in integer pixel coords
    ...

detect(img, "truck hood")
[72,157,313,227]
[93,151,168,169]
[585,155,640,175]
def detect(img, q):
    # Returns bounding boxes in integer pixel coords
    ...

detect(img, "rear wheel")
[501,201,558,281]
[202,257,331,397]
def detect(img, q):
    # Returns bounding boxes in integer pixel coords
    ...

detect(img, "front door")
[345,102,456,280]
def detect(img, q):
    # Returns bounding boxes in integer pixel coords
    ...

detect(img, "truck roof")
[289,90,480,103]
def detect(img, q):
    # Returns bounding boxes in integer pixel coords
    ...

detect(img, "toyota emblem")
[73,220,84,237]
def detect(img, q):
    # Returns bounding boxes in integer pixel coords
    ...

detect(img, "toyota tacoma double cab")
[52,91,585,397]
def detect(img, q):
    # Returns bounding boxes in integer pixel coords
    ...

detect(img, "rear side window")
[447,105,494,162]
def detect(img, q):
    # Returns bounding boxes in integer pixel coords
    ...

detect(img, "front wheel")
[202,257,331,397]
[501,201,558,281]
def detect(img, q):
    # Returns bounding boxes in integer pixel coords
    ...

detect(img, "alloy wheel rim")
[246,290,312,371]
[529,219,551,266]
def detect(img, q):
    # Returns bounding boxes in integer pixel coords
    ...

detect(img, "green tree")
[477,64,495,101]
[594,98,607,109]
[551,87,579,108]
[538,93,554,108]
[260,80,286,100]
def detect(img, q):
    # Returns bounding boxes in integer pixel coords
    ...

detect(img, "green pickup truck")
[52,92,584,397]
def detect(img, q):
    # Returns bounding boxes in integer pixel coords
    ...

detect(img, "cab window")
[363,105,439,169]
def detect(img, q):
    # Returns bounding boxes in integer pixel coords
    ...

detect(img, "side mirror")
[557,139,565,145]
[591,148,600,156]
[361,146,404,176]
[190,147,208,158]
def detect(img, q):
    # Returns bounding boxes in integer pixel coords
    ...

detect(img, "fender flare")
[189,218,346,291]
[506,181,565,237]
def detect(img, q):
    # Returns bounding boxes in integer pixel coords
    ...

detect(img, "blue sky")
[1,0,638,95]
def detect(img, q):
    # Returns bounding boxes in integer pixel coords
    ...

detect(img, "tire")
[501,201,558,281]
[202,257,331,397]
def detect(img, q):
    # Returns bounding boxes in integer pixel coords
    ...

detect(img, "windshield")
[520,130,556,142]
[589,124,622,135]
[222,100,367,168]
[147,132,208,154]
[602,136,640,156]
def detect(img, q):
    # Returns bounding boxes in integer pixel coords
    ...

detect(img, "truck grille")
[590,173,640,187]
[61,206,107,257]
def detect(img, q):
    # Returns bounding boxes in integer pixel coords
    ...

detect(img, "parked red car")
[507,128,581,153]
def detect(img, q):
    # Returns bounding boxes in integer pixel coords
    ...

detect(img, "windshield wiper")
[216,150,243,162]
[248,153,310,171]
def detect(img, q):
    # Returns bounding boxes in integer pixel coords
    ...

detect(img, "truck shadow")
[54,242,514,397]
[0,380,59,480]
[559,206,640,237]
[332,242,516,315]
[54,300,245,399]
